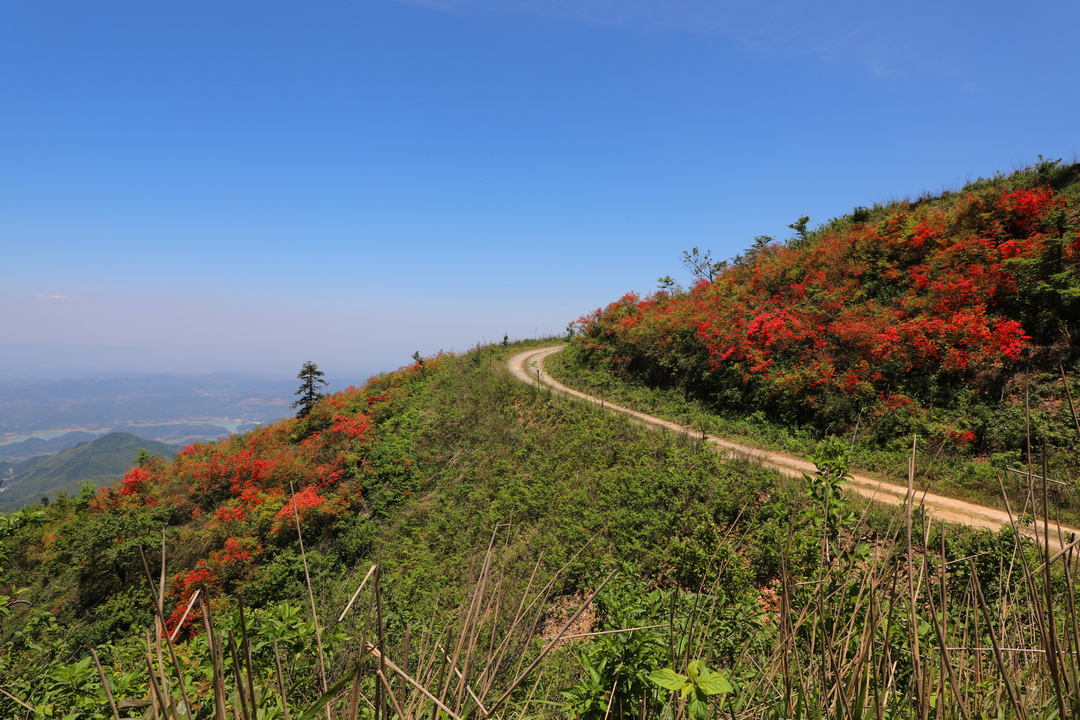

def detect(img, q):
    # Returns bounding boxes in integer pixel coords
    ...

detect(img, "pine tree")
[292,360,328,418]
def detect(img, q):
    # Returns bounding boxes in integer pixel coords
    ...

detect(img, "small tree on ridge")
[292,360,328,419]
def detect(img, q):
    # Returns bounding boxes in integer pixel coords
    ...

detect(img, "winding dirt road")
[509,344,1077,550]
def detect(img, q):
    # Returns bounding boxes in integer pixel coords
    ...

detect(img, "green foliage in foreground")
[2,341,1079,719]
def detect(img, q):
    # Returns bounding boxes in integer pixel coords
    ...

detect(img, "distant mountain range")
[0,371,367,441]
[0,373,298,439]
[0,424,239,463]
[0,431,105,461]
[0,369,370,510]
[0,432,180,511]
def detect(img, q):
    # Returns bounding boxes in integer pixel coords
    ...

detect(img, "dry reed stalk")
[1040,444,1069,719]
[429,627,451,720]
[338,564,379,623]
[347,663,362,720]
[906,435,928,718]
[144,635,176,720]
[169,588,202,643]
[226,630,252,720]
[139,546,194,717]
[1061,365,1080,440]
[559,624,668,641]
[89,646,122,720]
[488,568,618,717]
[428,644,489,715]
[457,534,498,704]
[237,596,259,712]
[200,597,229,720]
[970,558,1028,720]
[923,540,969,720]
[158,528,170,713]
[1064,546,1080,710]
[272,638,292,720]
[362,641,464,720]
[289,481,330,711]
[375,563,389,720]
[376,670,408,720]
[444,533,497,712]
[478,552,545,698]
[400,622,411,715]
[0,687,33,712]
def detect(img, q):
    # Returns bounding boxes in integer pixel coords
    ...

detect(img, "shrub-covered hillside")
[569,159,1080,488]
[5,342,1080,719]
[0,344,807,716]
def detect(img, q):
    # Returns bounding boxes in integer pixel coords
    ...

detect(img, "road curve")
[509,344,1076,550]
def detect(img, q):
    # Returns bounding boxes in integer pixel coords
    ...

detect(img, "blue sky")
[2,0,1077,380]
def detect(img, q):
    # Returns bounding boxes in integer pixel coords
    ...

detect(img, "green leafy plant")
[648,660,733,720]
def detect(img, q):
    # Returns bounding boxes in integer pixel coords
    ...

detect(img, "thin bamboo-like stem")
[376,670,408,720]
[924,539,969,720]
[226,630,252,720]
[0,687,33,712]
[338,564,379,623]
[89,646,122,720]
[488,568,618,717]
[1062,364,1080,440]
[479,552,545,698]
[200,598,228,720]
[237,595,258,711]
[1041,443,1069,720]
[289,481,329,709]
[347,662,362,720]
[363,642,464,720]
[906,435,927,718]
[145,637,177,720]
[138,546,194,718]
[970,558,1028,720]
[272,638,292,720]
[169,588,202,643]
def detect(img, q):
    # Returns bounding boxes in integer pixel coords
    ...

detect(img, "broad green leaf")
[695,671,733,696]
[688,697,711,720]
[648,668,688,691]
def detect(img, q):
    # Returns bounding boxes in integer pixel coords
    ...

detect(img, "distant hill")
[0,432,179,510]
[0,430,106,462]
[108,422,230,444]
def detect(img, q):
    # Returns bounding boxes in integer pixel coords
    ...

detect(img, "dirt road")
[509,344,1077,550]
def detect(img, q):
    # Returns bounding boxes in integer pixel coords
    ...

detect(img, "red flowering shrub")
[575,171,1079,435]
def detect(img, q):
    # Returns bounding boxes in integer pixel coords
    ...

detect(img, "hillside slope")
[0,432,180,511]
[569,159,1080,504]
[1,341,1077,718]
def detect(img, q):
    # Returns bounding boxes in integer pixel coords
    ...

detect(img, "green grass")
[546,341,1080,528]
[5,339,1080,718]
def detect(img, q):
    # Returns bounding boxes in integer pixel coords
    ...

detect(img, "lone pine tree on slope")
[292,360,328,418]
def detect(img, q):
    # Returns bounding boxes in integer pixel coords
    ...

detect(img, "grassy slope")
[1,342,1068,719]
[560,160,1080,524]
[0,343,817,710]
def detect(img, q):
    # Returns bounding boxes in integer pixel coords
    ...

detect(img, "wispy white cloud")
[393,0,974,85]
[35,294,72,300]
